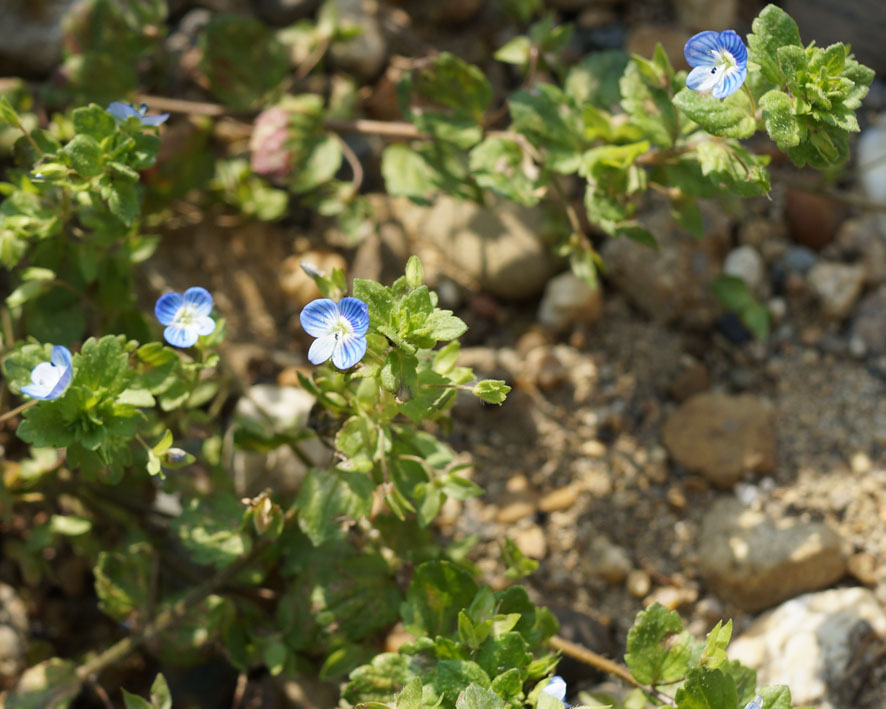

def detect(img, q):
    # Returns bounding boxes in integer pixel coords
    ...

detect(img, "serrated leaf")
[401,560,478,637]
[456,683,506,709]
[469,136,543,206]
[295,468,374,545]
[510,84,585,173]
[381,144,437,204]
[72,104,117,141]
[500,537,539,579]
[472,379,510,405]
[747,4,802,86]
[173,493,251,568]
[624,603,692,685]
[759,90,801,148]
[701,620,732,669]
[673,88,756,140]
[64,134,103,178]
[674,666,738,709]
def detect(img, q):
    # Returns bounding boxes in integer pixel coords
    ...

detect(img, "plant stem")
[548,635,677,707]
[0,398,39,424]
[742,83,758,120]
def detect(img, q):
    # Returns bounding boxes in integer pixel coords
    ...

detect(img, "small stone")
[729,587,886,708]
[669,361,710,402]
[537,271,603,332]
[850,452,873,475]
[807,262,866,319]
[523,346,569,392]
[645,585,698,611]
[723,246,765,292]
[783,246,818,273]
[585,536,632,584]
[786,188,846,251]
[834,216,886,286]
[514,525,547,559]
[847,552,877,585]
[698,499,847,611]
[666,485,687,510]
[328,0,387,81]
[516,328,551,356]
[857,114,886,210]
[626,569,651,598]
[851,286,886,355]
[661,393,775,488]
[539,486,581,513]
[674,0,737,30]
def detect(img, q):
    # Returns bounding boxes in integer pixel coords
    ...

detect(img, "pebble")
[857,114,886,211]
[723,245,765,293]
[851,286,886,355]
[524,346,569,392]
[729,587,886,709]
[645,585,698,611]
[0,583,27,683]
[661,392,775,489]
[785,187,846,250]
[697,499,847,611]
[514,525,547,559]
[328,0,387,81]
[626,569,651,598]
[668,360,710,402]
[807,261,866,319]
[847,551,878,585]
[584,536,632,584]
[537,271,603,332]
[539,486,581,513]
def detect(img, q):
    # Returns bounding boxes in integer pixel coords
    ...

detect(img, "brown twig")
[0,399,39,424]
[549,635,677,707]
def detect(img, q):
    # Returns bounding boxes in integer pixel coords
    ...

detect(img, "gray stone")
[661,393,775,489]
[834,215,886,286]
[674,0,737,30]
[698,499,847,611]
[851,286,886,356]
[537,271,603,332]
[583,536,632,584]
[782,246,818,274]
[380,195,563,301]
[600,201,730,326]
[0,0,77,76]
[723,245,765,293]
[807,261,866,319]
[0,583,27,683]
[729,587,886,709]
[328,0,387,81]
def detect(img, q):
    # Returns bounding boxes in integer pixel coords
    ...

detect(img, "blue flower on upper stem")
[155,287,216,348]
[542,676,569,706]
[300,297,369,370]
[21,345,73,401]
[106,101,170,127]
[684,30,748,99]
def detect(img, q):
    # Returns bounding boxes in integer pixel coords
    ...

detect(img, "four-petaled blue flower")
[542,676,569,705]
[155,287,217,348]
[21,345,73,401]
[300,297,369,370]
[684,30,748,99]
[107,101,170,127]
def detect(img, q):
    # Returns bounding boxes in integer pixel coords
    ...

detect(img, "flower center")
[710,48,738,77]
[176,305,199,327]
[331,316,354,342]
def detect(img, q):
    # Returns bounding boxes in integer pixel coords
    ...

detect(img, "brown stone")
[661,393,775,488]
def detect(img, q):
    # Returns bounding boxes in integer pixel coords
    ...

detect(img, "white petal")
[687,65,721,92]
[308,334,337,365]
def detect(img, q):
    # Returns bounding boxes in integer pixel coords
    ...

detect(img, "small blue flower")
[154,287,216,348]
[684,30,748,99]
[542,676,568,704]
[21,345,73,401]
[299,297,369,370]
[106,101,169,127]
[744,694,764,709]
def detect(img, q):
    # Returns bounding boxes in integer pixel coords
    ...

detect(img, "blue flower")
[107,101,169,127]
[744,694,764,709]
[299,297,369,370]
[542,676,568,705]
[155,287,216,348]
[21,345,73,401]
[684,30,748,99]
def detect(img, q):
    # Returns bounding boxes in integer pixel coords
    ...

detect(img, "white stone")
[730,587,886,709]
[537,271,603,331]
[723,246,765,292]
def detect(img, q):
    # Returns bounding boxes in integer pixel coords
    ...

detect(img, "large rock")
[661,393,775,488]
[697,499,847,611]
[729,587,886,709]
[375,195,563,301]
[600,202,730,326]
[0,0,77,76]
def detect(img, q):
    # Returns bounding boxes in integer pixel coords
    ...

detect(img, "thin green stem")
[742,83,758,120]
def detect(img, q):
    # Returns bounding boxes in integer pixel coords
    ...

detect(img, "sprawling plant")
[0,2,873,707]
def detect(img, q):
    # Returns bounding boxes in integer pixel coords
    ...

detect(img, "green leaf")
[122,674,171,709]
[469,136,543,206]
[381,144,437,204]
[670,198,704,240]
[6,268,56,308]
[624,603,692,685]
[495,35,532,66]
[695,141,771,197]
[701,620,732,669]
[49,515,92,536]
[759,89,801,148]
[620,60,677,148]
[94,542,153,621]
[106,179,140,225]
[342,652,411,705]
[712,274,754,311]
[674,667,738,709]
[122,690,153,709]
[200,15,288,110]
[296,468,374,545]
[456,683,506,709]
[4,658,81,709]
[401,560,478,637]
[472,380,510,405]
[0,96,19,126]
[500,537,539,579]
[565,50,630,109]
[64,134,103,178]
[722,660,757,707]
[415,309,468,343]
[72,104,117,141]
[395,677,423,709]
[430,660,490,706]
[509,84,585,173]
[405,256,424,289]
[173,493,251,568]
[673,89,756,139]
[760,685,793,709]
[747,4,802,86]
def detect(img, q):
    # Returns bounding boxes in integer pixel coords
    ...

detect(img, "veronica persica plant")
[20,345,73,400]
[684,29,748,98]
[300,297,369,369]
[542,675,568,703]
[154,287,217,347]
[106,101,170,126]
